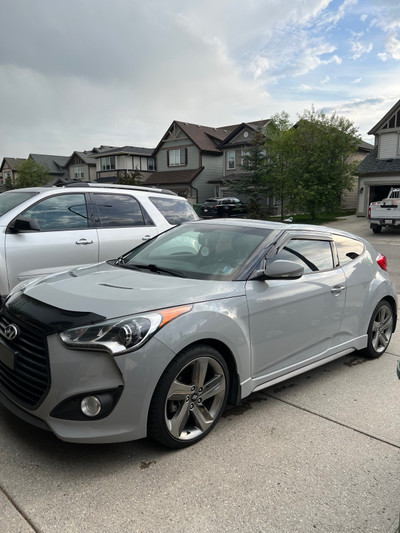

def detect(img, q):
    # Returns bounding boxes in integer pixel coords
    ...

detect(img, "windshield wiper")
[121,262,187,278]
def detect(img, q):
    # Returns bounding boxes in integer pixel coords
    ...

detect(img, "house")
[208,119,270,199]
[29,153,69,184]
[356,99,400,216]
[342,141,374,211]
[62,146,115,184]
[0,157,27,187]
[144,120,268,204]
[90,146,156,183]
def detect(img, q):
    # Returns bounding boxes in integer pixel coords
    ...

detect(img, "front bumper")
[0,334,177,443]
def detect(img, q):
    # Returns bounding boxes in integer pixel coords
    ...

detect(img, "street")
[1,215,400,533]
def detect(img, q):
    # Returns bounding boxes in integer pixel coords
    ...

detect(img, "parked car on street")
[0,219,396,448]
[0,184,197,298]
[200,197,246,218]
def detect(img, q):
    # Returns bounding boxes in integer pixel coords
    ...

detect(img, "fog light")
[81,396,102,417]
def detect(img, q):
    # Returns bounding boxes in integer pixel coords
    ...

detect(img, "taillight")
[377,253,387,271]
[368,207,371,219]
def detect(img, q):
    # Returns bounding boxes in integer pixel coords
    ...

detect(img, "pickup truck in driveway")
[368,188,400,233]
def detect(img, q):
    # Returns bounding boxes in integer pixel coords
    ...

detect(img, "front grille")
[0,310,50,409]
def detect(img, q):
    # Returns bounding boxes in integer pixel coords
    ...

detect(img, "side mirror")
[9,216,40,233]
[251,259,304,280]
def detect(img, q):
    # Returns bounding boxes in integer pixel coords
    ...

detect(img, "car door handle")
[142,235,152,241]
[75,238,94,245]
[331,285,345,295]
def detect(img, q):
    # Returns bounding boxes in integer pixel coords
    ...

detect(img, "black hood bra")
[4,293,105,335]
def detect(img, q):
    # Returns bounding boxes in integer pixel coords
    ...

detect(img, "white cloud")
[298,84,312,92]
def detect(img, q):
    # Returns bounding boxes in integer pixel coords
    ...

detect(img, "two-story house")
[356,99,400,216]
[62,146,115,184]
[0,157,27,187]
[90,146,156,183]
[144,120,269,204]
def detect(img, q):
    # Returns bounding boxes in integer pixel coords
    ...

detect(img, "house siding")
[194,154,223,203]
[379,133,399,159]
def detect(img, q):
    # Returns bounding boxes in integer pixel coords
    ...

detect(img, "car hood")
[22,262,246,318]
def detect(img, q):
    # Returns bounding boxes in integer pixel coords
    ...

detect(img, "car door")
[91,193,160,260]
[4,193,99,291]
[246,234,346,380]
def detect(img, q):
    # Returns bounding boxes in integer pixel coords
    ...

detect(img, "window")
[74,166,84,180]
[227,151,235,170]
[241,150,250,165]
[148,158,156,171]
[149,196,197,225]
[168,149,187,167]
[94,194,151,227]
[271,238,334,273]
[22,194,88,231]
[334,235,364,266]
[100,156,116,171]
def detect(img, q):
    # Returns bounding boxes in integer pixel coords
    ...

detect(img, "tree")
[277,107,361,220]
[229,128,272,219]
[15,159,50,188]
[116,168,143,186]
[264,111,293,219]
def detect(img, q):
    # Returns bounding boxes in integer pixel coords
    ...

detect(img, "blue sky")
[0,0,399,158]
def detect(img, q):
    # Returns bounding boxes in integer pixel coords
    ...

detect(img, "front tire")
[362,300,394,358]
[148,345,229,449]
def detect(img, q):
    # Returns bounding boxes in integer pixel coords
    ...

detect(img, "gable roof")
[368,99,400,135]
[64,146,116,167]
[0,157,27,172]
[219,119,271,147]
[153,119,269,156]
[29,154,69,175]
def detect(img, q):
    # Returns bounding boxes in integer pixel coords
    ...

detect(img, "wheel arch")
[381,295,397,332]
[174,338,241,406]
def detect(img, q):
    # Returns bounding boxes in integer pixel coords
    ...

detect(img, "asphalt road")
[0,215,400,533]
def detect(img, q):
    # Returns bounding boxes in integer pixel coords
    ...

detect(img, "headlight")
[59,305,192,355]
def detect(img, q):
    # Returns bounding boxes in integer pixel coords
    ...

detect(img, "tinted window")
[149,196,197,225]
[272,238,334,273]
[94,194,150,227]
[22,194,88,231]
[334,235,364,266]
[0,191,39,216]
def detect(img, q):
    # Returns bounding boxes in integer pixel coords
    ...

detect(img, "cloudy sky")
[1,0,400,159]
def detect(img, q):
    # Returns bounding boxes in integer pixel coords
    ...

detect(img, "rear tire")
[148,345,229,449]
[371,225,382,233]
[361,300,394,358]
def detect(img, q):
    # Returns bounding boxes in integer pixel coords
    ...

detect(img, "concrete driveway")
[0,215,399,533]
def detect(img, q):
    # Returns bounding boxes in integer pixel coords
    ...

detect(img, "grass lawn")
[269,209,356,225]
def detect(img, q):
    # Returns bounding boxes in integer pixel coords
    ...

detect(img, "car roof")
[189,218,366,242]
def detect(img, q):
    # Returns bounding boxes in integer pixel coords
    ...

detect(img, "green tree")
[116,168,143,186]
[229,128,272,219]
[264,111,293,219]
[278,107,361,220]
[15,159,50,188]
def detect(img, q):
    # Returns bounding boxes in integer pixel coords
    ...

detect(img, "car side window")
[334,235,364,266]
[271,238,334,273]
[93,193,153,227]
[149,196,197,225]
[22,194,88,231]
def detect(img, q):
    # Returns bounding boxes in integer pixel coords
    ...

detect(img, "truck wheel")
[371,225,382,233]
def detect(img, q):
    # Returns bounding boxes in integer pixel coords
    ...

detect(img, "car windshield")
[203,199,218,206]
[0,190,39,216]
[119,222,272,280]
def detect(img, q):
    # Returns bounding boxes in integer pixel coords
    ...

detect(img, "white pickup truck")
[368,188,400,233]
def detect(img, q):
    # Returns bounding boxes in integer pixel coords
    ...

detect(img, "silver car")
[0,219,396,448]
